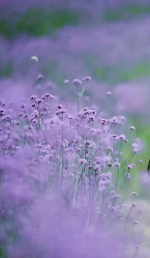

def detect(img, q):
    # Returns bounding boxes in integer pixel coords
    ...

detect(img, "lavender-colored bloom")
[106,91,112,96]
[38,74,44,80]
[125,172,131,181]
[64,79,69,84]
[106,146,113,153]
[119,134,126,141]
[130,126,136,131]
[113,161,120,168]
[127,164,133,170]
[72,79,82,85]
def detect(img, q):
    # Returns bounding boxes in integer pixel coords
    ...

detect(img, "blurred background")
[0,0,150,196]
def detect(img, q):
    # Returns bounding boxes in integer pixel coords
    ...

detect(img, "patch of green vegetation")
[102,4,150,22]
[0,61,14,78]
[92,61,150,84]
[0,8,81,39]
[128,115,150,168]
[102,8,122,21]
[0,245,6,258]
[85,54,98,69]
[0,19,14,39]
[126,5,150,16]
[41,61,64,86]
[42,60,57,77]
[93,67,109,81]
[118,61,150,82]
[115,114,150,196]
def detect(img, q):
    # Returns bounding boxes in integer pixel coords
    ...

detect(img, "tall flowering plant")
[0,77,145,258]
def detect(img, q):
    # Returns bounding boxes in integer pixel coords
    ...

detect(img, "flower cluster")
[0,82,144,258]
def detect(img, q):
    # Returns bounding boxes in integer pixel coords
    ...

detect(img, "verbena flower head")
[64,79,70,84]
[72,79,82,85]
[38,74,44,80]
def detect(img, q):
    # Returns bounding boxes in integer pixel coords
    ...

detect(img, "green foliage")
[0,8,80,39]
[119,61,150,82]
[0,4,150,39]
[126,5,150,16]
[102,8,122,21]
[0,61,14,78]
[91,60,150,84]
[0,245,6,258]
[102,4,150,21]
[93,67,109,81]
